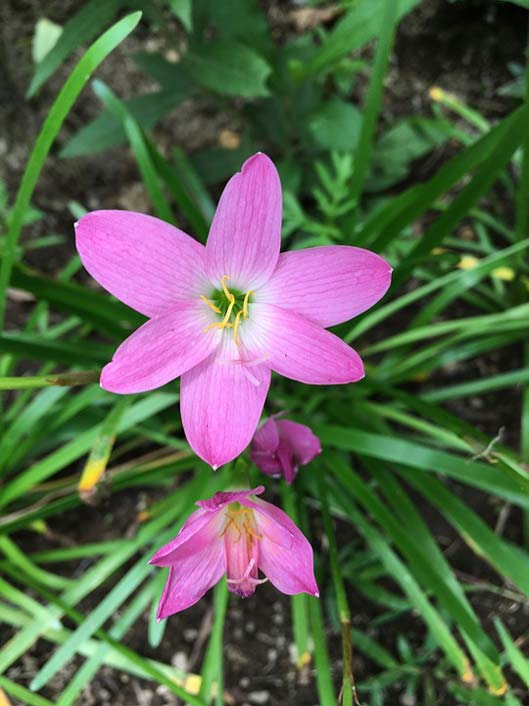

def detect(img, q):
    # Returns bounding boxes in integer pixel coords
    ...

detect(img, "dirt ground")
[1,1,529,705]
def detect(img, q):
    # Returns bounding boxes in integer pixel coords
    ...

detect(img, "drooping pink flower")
[251,416,321,484]
[75,153,391,469]
[150,486,318,618]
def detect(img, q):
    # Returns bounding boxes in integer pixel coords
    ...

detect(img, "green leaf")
[61,85,192,158]
[302,0,421,77]
[92,80,174,223]
[0,333,112,366]
[358,108,523,250]
[0,393,177,508]
[0,11,142,331]
[366,118,448,191]
[402,470,529,599]
[168,0,193,31]
[317,427,529,508]
[395,106,528,284]
[309,99,362,152]
[32,18,63,64]
[183,40,271,97]
[333,491,471,677]
[326,456,499,663]
[348,0,398,206]
[27,0,122,97]
[495,618,529,688]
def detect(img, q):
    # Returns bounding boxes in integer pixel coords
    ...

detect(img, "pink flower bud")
[250,417,321,483]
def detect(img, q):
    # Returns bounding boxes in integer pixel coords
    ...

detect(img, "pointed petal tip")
[242,151,272,170]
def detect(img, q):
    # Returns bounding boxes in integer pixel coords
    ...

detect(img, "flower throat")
[201,275,254,344]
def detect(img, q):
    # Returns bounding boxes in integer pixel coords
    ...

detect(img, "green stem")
[298,497,336,705]
[317,470,360,706]
[281,483,311,668]
[0,370,100,390]
[200,578,229,704]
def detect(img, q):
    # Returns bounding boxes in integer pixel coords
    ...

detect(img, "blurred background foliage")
[1,0,529,704]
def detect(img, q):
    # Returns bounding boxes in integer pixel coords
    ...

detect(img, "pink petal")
[196,486,265,511]
[150,507,217,566]
[250,498,319,597]
[180,338,271,469]
[101,301,221,394]
[260,246,392,327]
[253,417,280,452]
[205,154,282,290]
[250,418,282,476]
[224,510,260,598]
[75,210,206,318]
[276,420,321,467]
[275,442,297,484]
[153,520,225,618]
[253,304,364,385]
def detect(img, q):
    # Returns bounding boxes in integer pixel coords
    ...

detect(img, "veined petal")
[276,419,321,467]
[75,210,206,317]
[101,301,220,394]
[251,498,319,597]
[253,417,280,452]
[153,525,225,618]
[196,486,265,511]
[224,509,260,598]
[180,337,271,469]
[252,304,364,385]
[150,507,219,566]
[260,246,392,327]
[250,418,282,476]
[205,153,282,290]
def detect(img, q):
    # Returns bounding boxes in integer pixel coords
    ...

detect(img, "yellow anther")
[242,289,254,319]
[199,295,221,315]
[202,277,252,344]
[221,275,235,303]
[243,520,263,541]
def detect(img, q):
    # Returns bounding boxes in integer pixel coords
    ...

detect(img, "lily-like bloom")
[75,153,391,468]
[150,486,319,617]
[251,416,321,484]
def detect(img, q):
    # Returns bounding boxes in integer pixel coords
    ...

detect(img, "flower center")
[220,503,262,545]
[200,275,254,344]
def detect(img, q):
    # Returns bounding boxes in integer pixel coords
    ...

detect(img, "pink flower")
[251,416,321,483]
[75,153,391,469]
[150,486,319,617]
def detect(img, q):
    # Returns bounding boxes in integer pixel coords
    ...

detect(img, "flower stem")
[297,495,336,705]
[317,469,361,706]
[0,370,100,390]
[281,483,311,669]
[199,578,229,704]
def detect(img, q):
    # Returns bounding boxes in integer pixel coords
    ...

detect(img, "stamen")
[232,310,243,345]
[221,275,235,303]
[200,295,222,315]
[222,296,235,325]
[242,290,254,319]
[220,512,242,541]
[202,276,253,343]
[243,520,263,541]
